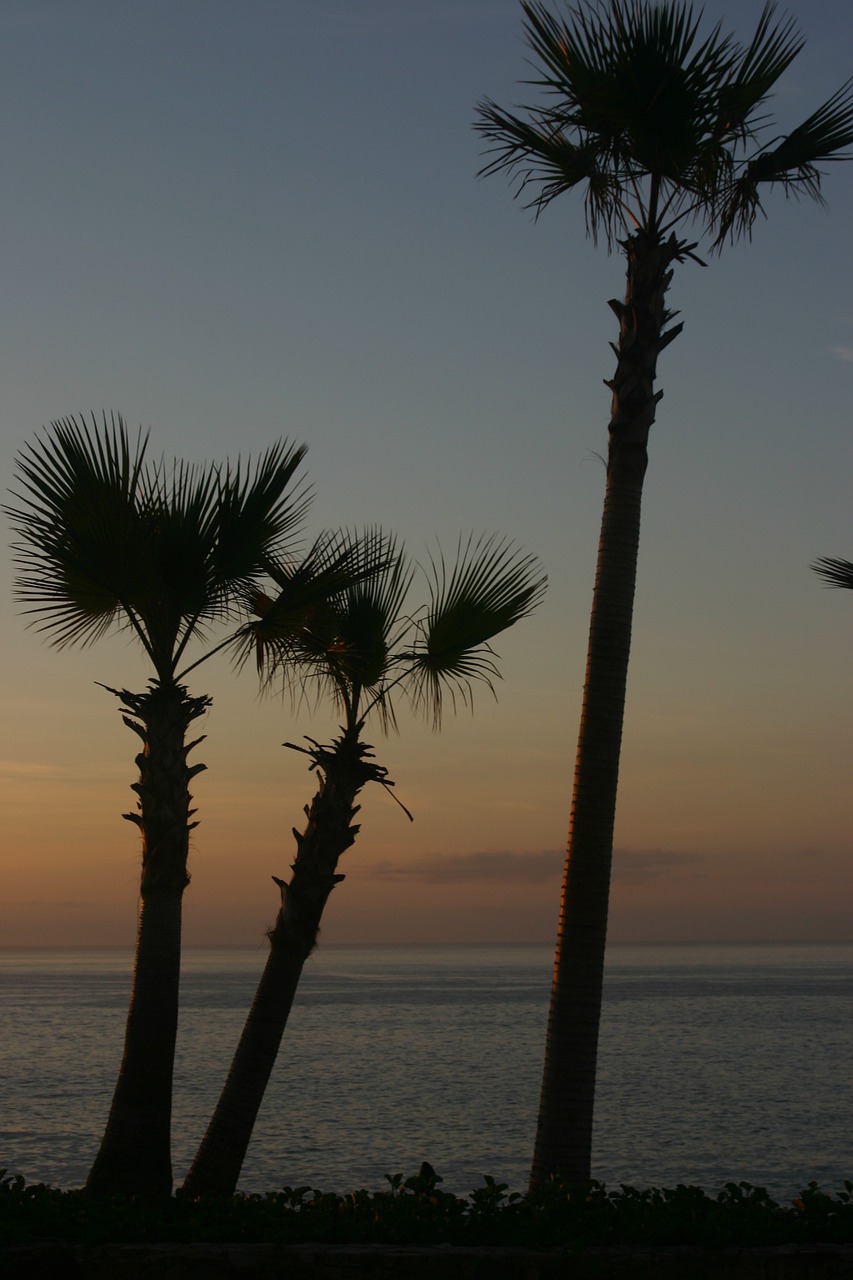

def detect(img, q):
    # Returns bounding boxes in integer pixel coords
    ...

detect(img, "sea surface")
[1,942,851,1199]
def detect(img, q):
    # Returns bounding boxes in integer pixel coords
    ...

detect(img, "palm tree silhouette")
[7,414,309,1198]
[182,529,546,1197]
[476,0,853,1184]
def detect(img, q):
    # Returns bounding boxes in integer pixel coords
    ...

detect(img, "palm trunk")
[181,727,383,1199]
[86,679,210,1200]
[531,230,685,1187]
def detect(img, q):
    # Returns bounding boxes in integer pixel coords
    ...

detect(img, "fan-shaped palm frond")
[714,78,853,244]
[812,556,853,590]
[307,530,413,729]
[7,413,154,653]
[208,441,311,601]
[163,442,311,675]
[712,3,801,142]
[407,535,548,729]
[132,457,222,670]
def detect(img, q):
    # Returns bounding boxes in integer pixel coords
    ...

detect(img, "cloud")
[612,848,708,885]
[366,846,707,886]
[0,758,127,784]
[832,346,853,362]
[3,900,90,909]
[0,759,75,781]
[363,845,843,893]
[367,849,563,884]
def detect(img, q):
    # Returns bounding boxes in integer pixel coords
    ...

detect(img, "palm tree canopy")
[252,529,547,732]
[476,0,853,247]
[812,556,853,590]
[6,413,309,681]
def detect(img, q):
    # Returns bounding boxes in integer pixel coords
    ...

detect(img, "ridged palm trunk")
[531,230,684,1186]
[86,680,210,1200]
[182,726,382,1199]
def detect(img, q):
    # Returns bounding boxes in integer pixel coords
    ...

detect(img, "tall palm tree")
[181,530,546,1198]
[6,414,310,1199]
[476,0,853,1185]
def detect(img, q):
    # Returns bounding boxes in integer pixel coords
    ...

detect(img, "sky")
[1,0,851,949]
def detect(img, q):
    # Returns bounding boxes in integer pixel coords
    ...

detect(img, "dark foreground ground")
[4,1241,853,1279]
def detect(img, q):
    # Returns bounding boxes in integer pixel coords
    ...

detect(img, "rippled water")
[1,943,851,1197]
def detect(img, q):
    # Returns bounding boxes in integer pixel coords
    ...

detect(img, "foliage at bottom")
[2,1168,852,1248]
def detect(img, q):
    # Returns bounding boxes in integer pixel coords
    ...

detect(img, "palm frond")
[712,4,802,144]
[165,440,312,672]
[324,533,412,679]
[131,456,224,666]
[210,440,311,599]
[714,78,853,244]
[312,531,414,731]
[477,99,626,238]
[234,527,399,694]
[812,556,853,590]
[6,413,155,655]
[407,534,547,729]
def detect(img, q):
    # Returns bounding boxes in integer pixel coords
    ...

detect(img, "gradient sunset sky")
[1,0,851,949]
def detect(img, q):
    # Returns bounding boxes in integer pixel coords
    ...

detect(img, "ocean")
[1,942,851,1199]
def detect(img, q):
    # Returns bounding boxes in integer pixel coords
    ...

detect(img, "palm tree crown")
[476,0,853,248]
[251,528,547,735]
[7,412,309,683]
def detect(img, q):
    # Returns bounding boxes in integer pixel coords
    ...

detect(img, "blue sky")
[1,0,851,946]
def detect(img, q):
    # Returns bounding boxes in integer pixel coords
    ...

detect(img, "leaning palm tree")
[6,414,310,1199]
[181,530,546,1197]
[813,557,853,590]
[476,0,853,1185]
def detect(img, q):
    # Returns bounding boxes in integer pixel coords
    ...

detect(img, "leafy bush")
[2,1168,852,1248]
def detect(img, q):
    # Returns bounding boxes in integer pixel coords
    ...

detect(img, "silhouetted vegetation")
[2,1168,852,1248]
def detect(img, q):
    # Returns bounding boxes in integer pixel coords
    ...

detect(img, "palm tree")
[181,530,546,1197]
[475,0,853,1185]
[813,557,853,590]
[6,414,310,1199]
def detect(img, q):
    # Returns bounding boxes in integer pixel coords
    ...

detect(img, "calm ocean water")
[1,943,851,1199]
